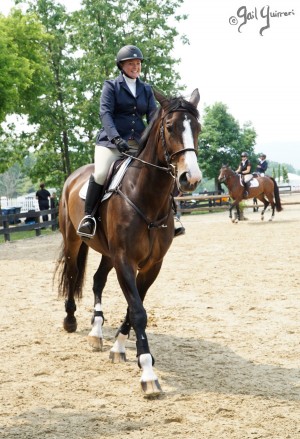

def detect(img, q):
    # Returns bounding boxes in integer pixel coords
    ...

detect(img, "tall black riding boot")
[243,182,248,198]
[77,175,104,238]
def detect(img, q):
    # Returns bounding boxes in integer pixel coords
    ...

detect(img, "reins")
[113,106,198,230]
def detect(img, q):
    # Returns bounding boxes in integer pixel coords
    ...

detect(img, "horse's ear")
[153,87,169,109]
[189,88,200,107]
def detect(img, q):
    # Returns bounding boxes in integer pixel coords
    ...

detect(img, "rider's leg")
[77,175,104,237]
[243,180,248,197]
[77,146,122,238]
[242,175,250,197]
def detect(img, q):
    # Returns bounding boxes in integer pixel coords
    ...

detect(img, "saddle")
[238,174,259,189]
[79,157,132,201]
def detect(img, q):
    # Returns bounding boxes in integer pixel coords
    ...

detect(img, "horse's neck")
[128,133,174,208]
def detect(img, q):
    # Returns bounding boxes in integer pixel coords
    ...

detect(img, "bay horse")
[55,89,202,396]
[218,165,282,222]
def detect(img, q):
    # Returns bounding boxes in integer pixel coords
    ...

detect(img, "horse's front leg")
[87,256,113,351]
[229,203,234,220]
[110,311,131,363]
[229,201,240,223]
[115,261,162,397]
[235,203,241,222]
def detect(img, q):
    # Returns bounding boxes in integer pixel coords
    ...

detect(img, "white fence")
[0,196,39,212]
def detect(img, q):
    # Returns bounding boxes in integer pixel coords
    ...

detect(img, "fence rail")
[0,207,59,242]
[175,191,300,214]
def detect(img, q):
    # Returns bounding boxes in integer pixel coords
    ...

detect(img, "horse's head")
[218,164,232,183]
[154,88,202,193]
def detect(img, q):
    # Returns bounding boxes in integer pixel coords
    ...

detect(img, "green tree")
[282,165,289,183]
[0,9,50,124]
[198,103,257,189]
[277,164,281,182]
[4,0,188,191]
[0,9,51,173]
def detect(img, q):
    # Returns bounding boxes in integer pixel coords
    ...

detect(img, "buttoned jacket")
[96,74,157,147]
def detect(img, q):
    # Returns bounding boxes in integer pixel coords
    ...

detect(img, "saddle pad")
[238,175,259,188]
[79,157,132,201]
[249,178,259,188]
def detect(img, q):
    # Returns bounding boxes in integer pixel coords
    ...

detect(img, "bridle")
[123,107,199,177]
[115,106,199,230]
[159,109,198,164]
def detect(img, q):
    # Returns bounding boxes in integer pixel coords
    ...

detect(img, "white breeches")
[94,146,123,185]
[244,174,253,183]
[94,141,139,185]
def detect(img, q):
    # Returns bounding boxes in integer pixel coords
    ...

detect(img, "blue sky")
[2,0,300,170]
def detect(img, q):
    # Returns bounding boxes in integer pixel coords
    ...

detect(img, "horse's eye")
[166,124,173,133]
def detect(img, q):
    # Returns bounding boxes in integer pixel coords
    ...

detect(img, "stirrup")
[174,226,185,237]
[77,215,97,238]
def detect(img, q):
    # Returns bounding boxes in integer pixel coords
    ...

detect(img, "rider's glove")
[112,137,130,153]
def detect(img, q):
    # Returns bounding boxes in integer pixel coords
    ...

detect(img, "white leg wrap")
[139,353,158,383]
[110,332,127,353]
[88,303,103,338]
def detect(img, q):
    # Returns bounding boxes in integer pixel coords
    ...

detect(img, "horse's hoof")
[63,316,77,333]
[109,351,126,363]
[141,379,162,398]
[87,335,103,351]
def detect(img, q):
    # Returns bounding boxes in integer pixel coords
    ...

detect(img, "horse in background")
[218,165,282,222]
[55,89,202,396]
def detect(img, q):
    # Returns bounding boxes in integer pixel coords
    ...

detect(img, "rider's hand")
[113,137,130,153]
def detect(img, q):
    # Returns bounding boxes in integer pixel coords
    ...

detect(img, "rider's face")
[121,59,142,79]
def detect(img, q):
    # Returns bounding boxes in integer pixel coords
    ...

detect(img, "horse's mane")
[138,96,200,154]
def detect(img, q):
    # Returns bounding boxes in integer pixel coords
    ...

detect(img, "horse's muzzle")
[178,172,201,193]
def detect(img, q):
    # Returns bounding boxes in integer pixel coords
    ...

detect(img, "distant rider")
[236,152,252,197]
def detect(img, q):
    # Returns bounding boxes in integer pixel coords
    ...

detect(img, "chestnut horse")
[56,89,202,396]
[218,165,282,222]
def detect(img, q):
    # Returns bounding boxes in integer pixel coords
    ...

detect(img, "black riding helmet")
[116,45,144,70]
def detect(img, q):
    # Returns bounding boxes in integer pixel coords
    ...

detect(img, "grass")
[0,227,56,244]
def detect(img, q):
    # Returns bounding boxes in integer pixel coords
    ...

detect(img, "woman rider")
[236,152,252,197]
[77,45,157,238]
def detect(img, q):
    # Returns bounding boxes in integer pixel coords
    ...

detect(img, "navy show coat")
[96,73,157,147]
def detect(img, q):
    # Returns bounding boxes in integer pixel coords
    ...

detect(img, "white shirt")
[123,74,137,97]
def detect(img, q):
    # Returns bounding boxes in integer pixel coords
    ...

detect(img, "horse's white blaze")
[88,303,103,338]
[182,117,202,184]
[110,332,127,354]
[139,353,158,382]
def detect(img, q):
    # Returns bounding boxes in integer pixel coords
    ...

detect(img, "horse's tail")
[270,177,283,212]
[54,241,89,300]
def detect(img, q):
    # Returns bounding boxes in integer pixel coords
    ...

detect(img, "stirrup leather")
[77,215,97,238]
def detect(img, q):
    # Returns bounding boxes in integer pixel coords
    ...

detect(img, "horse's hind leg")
[257,195,269,221]
[87,255,113,351]
[56,208,89,332]
[266,196,276,221]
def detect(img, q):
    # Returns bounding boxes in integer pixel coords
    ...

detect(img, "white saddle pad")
[249,178,259,188]
[79,157,132,201]
[239,175,259,188]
